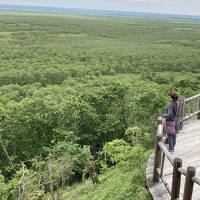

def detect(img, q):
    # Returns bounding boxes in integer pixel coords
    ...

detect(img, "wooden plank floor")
[146,119,200,200]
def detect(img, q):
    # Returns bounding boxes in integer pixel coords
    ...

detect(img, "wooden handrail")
[184,110,200,120]
[192,176,200,186]
[158,142,174,166]
[178,167,187,176]
[153,94,200,200]
[153,133,200,200]
[153,134,183,199]
[184,93,200,102]
[183,93,200,121]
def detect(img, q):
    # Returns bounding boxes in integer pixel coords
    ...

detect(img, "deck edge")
[146,152,171,200]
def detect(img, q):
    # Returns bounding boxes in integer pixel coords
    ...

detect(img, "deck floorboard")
[146,119,200,200]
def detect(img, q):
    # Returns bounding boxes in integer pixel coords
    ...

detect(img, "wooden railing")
[153,93,200,200]
[183,94,200,121]
[176,94,200,131]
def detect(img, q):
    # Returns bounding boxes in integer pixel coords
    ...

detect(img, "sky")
[0,0,200,16]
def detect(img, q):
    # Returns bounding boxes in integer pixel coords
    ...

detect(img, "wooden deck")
[146,119,200,200]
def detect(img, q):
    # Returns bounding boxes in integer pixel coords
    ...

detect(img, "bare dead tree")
[85,160,100,185]
[0,134,16,172]
[17,163,27,200]
[57,191,62,200]
[48,161,55,200]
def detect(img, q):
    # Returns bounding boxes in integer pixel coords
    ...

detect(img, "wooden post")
[183,166,196,200]
[177,99,182,132]
[197,97,200,119]
[157,117,163,125]
[171,158,182,200]
[153,135,163,182]
[160,153,165,177]
[180,99,185,130]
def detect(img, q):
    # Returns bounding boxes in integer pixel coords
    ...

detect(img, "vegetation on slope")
[62,142,151,200]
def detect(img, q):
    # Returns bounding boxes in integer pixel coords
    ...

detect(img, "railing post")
[160,153,165,177]
[183,166,196,200]
[180,98,185,130]
[197,97,200,119]
[153,134,163,182]
[171,158,182,200]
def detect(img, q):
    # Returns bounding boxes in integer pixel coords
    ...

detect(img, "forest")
[0,11,200,199]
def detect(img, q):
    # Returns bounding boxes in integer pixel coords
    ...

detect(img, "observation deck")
[146,94,200,200]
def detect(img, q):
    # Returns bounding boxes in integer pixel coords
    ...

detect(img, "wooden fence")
[153,93,200,200]
[183,94,200,120]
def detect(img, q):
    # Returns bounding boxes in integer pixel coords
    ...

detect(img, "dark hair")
[169,91,179,101]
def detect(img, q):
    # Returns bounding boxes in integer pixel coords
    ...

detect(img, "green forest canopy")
[0,11,200,199]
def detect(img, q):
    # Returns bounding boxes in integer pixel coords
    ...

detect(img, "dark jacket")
[163,100,179,122]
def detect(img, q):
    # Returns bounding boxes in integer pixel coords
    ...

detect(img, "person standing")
[163,91,180,152]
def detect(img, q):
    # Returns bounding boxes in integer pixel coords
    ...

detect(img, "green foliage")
[62,143,151,200]
[0,172,8,200]
[125,127,142,144]
[0,11,200,199]
[102,139,130,164]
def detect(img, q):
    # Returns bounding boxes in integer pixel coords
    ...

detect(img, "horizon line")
[0,3,200,18]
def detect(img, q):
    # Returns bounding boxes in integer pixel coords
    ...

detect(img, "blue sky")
[0,0,200,16]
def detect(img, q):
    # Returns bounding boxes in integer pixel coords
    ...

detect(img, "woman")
[163,91,179,152]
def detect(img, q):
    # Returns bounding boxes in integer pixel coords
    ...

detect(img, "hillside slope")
[61,144,151,200]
